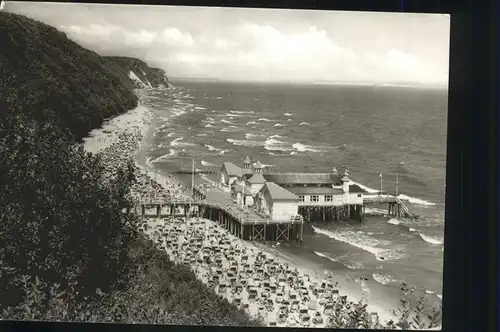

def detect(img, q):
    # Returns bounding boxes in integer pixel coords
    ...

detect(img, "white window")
[298,195,305,202]
[310,195,319,202]
[324,195,333,202]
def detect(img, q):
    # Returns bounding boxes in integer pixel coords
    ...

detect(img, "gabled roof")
[247,173,266,184]
[254,160,263,169]
[261,182,299,201]
[222,162,242,177]
[242,168,253,175]
[244,156,251,163]
[349,184,367,193]
[287,186,344,195]
[263,173,342,185]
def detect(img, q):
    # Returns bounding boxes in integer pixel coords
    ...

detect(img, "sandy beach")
[82,95,398,328]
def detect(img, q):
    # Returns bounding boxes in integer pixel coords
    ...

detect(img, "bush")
[0,111,137,313]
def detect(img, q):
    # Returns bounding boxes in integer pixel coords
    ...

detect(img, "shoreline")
[82,89,436,328]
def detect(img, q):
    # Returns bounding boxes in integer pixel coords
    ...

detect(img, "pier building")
[220,157,417,222]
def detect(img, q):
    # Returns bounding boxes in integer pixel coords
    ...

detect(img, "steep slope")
[104,56,169,89]
[0,12,138,141]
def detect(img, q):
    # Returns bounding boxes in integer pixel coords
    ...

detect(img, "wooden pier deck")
[127,199,305,243]
[363,194,418,219]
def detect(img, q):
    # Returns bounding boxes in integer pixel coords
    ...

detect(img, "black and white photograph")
[0,2,449,329]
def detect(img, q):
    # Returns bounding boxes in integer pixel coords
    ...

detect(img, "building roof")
[349,184,367,193]
[242,168,253,175]
[247,173,266,184]
[263,173,342,185]
[222,162,242,177]
[244,156,251,164]
[254,160,263,169]
[262,182,299,201]
[287,186,344,195]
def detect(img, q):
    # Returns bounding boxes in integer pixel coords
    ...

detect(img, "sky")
[6,2,450,85]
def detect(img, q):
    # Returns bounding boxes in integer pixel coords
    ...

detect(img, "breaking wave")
[246,121,258,125]
[151,149,177,163]
[372,273,398,285]
[313,251,363,269]
[258,118,272,122]
[231,110,254,114]
[201,160,217,167]
[226,138,265,147]
[284,112,292,116]
[292,142,320,152]
[299,122,310,126]
[398,194,436,206]
[312,226,406,261]
[419,233,444,245]
[170,137,195,147]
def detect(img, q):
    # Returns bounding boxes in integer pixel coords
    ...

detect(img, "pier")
[127,199,305,244]
[363,194,418,219]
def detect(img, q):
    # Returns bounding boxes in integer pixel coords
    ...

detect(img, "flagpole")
[191,157,195,198]
[396,173,399,197]
[380,173,383,195]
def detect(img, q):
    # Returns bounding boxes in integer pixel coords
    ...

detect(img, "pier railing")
[133,199,303,225]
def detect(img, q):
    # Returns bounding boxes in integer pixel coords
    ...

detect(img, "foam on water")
[151,149,177,163]
[292,142,320,152]
[398,194,436,206]
[313,251,363,270]
[299,122,310,126]
[227,138,265,147]
[418,233,444,245]
[170,137,195,147]
[311,226,405,261]
[258,118,272,122]
[284,112,292,116]
[246,121,258,125]
[372,273,398,285]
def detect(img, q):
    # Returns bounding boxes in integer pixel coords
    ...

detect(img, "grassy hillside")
[105,56,169,89]
[0,11,138,141]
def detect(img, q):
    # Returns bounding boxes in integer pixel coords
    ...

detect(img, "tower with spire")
[253,160,263,174]
[243,156,251,169]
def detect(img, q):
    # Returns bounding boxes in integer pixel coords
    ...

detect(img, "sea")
[136,80,447,313]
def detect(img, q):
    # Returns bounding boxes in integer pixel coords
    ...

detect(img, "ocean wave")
[246,121,258,125]
[204,144,225,153]
[226,138,265,147]
[292,142,320,152]
[264,138,292,152]
[350,181,379,194]
[364,207,387,215]
[170,137,195,147]
[245,133,261,139]
[151,149,177,163]
[220,119,232,124]
[193,106,206,110]
[409,227,417,232]
[166,132,176,138]
[204,124,215,128]
[231,110,255,114]
[299,122,310,126]
[398,194,436,206]
[258,118,272,122]
[313,251,363,269]
[274,123,284,127]
[372,273,398,285]
[387,218,402,225]
[172,109,186,117]
[312,226,405,261]
[201,160,217,167]
[425,290,435,294]
[284,112,292,116]
[419,233,444,245]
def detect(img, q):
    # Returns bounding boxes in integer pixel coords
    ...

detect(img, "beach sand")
[82,95,398,328]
